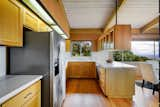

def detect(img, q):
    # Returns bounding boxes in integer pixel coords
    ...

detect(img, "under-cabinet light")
[22,0,55,25]
[51,25,64,35]
[61,34,68,39]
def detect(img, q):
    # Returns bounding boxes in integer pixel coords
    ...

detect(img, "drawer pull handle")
[24,92,32,99]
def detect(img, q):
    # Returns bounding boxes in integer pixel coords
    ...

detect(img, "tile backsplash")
[65,50,110,65]
[0,46,6,77]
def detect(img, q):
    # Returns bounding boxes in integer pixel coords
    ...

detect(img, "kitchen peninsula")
[97,61,136,99]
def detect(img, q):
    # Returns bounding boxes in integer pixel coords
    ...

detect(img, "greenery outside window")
[71,41,92,56]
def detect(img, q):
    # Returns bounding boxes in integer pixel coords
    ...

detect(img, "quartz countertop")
[0,75,43,105]
[97,61,136,70]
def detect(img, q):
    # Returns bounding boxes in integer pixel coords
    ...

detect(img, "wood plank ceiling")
[108,0,159,29]
[62,0,159,31]
[62,0,115,28]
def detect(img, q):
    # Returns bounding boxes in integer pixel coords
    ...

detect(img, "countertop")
[97,61,136,70]
[0,75,43,105]
[67,59,95,62]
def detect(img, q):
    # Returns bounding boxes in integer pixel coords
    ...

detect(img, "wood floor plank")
[63,79,159,107]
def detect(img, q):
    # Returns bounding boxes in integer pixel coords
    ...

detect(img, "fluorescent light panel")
[61,34,68,39]
[22,0,55,25]
[51,25,64,35]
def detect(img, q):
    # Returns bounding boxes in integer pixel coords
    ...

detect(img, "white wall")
[0,46,6,77]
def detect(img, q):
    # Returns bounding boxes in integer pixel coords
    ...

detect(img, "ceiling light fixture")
[51,25,64,35]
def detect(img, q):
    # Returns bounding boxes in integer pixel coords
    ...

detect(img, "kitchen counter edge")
[0,75,43,105]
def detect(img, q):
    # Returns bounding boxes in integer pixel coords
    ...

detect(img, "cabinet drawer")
[2,81,41,107]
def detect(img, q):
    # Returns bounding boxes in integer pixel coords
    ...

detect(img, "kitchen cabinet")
[0,0,52,46]
[97,66,135,99]
[23,9,39,31]
[98,25,131,50]
[23,5,51,32]
[114,25,131,50]
[65,40,71,52]
[2,80,41,107]
[38,19,52,32]
[67,62,96,78]
[0,0,23,46]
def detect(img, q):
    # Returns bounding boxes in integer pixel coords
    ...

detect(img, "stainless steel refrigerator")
[7,30,64,107]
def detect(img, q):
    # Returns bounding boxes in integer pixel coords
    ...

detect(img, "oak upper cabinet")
[0,0,23,46]
[114,25,131,50]
[38,19,52,32]
[2,81,41,107]
[98,25,131,51]
[23,9,39,31]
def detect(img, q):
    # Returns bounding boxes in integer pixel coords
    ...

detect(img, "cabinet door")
[0,0,23,46]
[23,9,39,31]
[89,62,96,78]
[114,25,131,50]
[81,62,90,78]
[69,62,81,78]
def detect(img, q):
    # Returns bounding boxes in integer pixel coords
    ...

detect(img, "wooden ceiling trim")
[131,28,141,34]
[103,0,127,34]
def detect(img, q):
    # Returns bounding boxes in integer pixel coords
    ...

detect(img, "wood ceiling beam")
[141,16,159,33]
[131,28,141,34]
[103,0,127,34]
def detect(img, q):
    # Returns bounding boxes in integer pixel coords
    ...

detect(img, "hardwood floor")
[62,79,159,107]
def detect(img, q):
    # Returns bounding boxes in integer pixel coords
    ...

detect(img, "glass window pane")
[71,41,92,56]
[81,41,92,56]
[71,42,80,56]
[131,41,159,59]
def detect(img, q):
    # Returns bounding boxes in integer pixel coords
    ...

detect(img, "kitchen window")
[71,41,92,56]
[131,41,159,59]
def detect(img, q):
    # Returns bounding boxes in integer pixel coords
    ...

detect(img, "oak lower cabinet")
[67,62,96,78]
[2,81,41,107]
[0,0,23,46]
[98,67,135,99]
